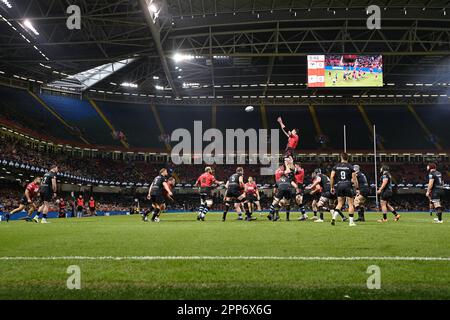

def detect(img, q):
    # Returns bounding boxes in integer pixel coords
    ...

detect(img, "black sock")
[223,203,231,220]
[42,214,47,219]
[152,208,160,221]
[198,204,204,213]
[203,207,209,215]
[320,212,324,220]
[383,213,387,220]
[313,211,317,217]
[300,206,306,215]
[286,206,290,220]
[359,207,365,219]
[392,210,397,216]
[437,207,443,221]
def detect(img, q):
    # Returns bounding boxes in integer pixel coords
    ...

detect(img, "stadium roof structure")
[0,0,450,105]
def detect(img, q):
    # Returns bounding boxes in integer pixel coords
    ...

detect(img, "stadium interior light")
[172,53,195,62]
[23,19,39,35]
[1,0,12,9]
[121,82,138,88]
[149,4,158,13]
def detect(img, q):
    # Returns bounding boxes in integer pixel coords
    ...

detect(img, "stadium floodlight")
[23,19,39,35]
[172,53,195,62]
[121,82,138,88]
[1,0,12,8]
[149,4,158,13]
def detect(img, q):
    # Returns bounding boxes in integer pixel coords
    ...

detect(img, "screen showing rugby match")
[307,54,383,87]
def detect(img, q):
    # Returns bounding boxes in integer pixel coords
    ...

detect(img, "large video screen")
[307,54,383,87]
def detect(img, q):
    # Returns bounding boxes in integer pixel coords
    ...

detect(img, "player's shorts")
[380,190,393,201]
[311,192,321,202]
[276,188,292,201]
[284,147,295,159]
[89,207,95,212]
[150,193,165,205]
[245,193,257,203]
[431,189,444,202]
[40,188,53,202]
[359,188,370,198]
[321,191,336,201]
[336,183,355,198]
[225,186,242,199]
[295,184,305,196]
[77,205,83,212]
[20,195,31,206]
[199,187,213,201]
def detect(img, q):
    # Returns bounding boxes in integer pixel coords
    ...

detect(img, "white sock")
[331,210,338,220]
[349,216,354,224]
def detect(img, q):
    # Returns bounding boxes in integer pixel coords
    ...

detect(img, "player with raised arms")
[277,116,299,173]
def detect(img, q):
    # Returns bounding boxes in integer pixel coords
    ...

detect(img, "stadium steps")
[88,99,129,149]
[28,91,90,145]
[406,104,443,150]
[356,104,386,151]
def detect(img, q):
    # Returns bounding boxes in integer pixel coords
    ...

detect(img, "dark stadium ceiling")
[0,0,450,105]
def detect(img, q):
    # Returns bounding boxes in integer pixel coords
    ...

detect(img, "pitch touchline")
[0,256,450,261]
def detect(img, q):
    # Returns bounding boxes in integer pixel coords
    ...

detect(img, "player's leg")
[200,199,213,221]
[346,197,356,226]
[222,196,232,222]
[315,197,328,223]
[296,194,308,221]
[40,202,50,224]
[197,195,206,220]
[268,197,281,221]
[433,200,443,223]
[331,197,345,226]
[387,202,400,221]
[311,198,318,220]
[378,200,388,222]
[6,204,25,222]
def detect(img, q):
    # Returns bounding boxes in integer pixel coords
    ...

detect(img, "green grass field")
[0,212,449,300]
[325,70,383,87]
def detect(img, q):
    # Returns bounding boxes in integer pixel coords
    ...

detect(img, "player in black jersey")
[306,169,344,222]
[33,165,58,224]
[353,165,370,222]
[145,168,173,222]
[377,165,401,223]
[222,167,246,221]
[268,170,298,222]
[426,163,444,223]
[330,153,358,226]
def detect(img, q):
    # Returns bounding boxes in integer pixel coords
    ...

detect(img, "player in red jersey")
[244,177,259,221]
[294,163,308,221]
[277,117,299,172]
[195,167,223,221]
[58,198,66,218]
[6,177,41,222]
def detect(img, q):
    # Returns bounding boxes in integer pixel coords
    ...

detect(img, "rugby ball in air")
[245,106,254,112]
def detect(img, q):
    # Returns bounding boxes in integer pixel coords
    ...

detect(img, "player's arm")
[291,181,298,189]
[277,117,291,138]
[330,171,336,193]
[426,176,434,198]
[147,183,153,199]
[377,178,388,194]
[352,172,359,190]
[24,189,32,203]
[256,187,260,200]
[306,177,321,190]
[239,175,244,188]
[51,177,57,196]
[163,181,173,197]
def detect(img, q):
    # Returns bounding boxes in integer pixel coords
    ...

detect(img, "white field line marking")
[0,256,450,261]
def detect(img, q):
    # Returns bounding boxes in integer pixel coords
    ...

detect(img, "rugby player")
[195,167,223,221]
[277,116,299,171]
[88,196,97,216]
[306,169,338,223]
[222,167,246,222]
[377,165,401,223]
[330,153,358,226]
[293,163,307,221]
[426,163,444,223]
[268,170,298,222]
[244,177,259,221]
[33,165,58,224]
[354,165,370,222]
[6,177,41,222]
[145,168,173,222]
